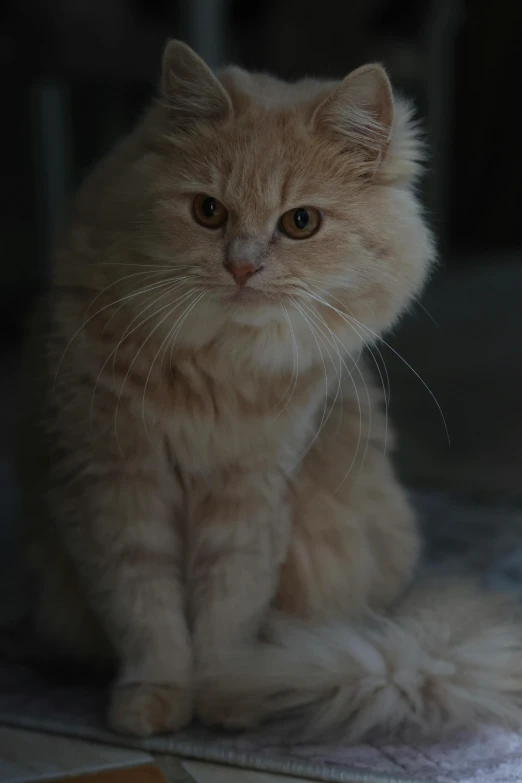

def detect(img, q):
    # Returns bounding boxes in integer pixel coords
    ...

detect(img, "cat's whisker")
[299,287,450,445]
[292,299,358,482]
[297,273,389,382]
[291,295,367,487]
[339,317,391,455]
[113,287,200,454]
[298,278,390,456]
[53,271,192,388]
[96,262,195,269]
[375,268,439,328]
[302,282,389,455]
[295,297,360,423]
[85,269,174,320]
[141,290,206,453]
[313,323,369,493]
[102,276,197,340]
[89,282,196,429]
[287,297,332,466]
[270,300,299,422]
[346,311,449,442]
[411,298,439,328]
[165,291,207,384]
[302,270,435,411]
[292,276,391,438]
[292,298,343,399]
[301,306,345,439]
[110,282,198,390]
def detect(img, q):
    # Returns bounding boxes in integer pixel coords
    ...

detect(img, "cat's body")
[17,42,522,739]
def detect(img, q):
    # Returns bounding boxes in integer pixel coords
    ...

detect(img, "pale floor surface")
[0,727,315,783]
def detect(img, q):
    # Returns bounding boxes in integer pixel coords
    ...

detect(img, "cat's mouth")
[217,285,271,304]
[231,286,264,300]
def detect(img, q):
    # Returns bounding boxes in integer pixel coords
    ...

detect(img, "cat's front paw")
[108,683,193,737]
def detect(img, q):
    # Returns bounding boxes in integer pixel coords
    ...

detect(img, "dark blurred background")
[1,0,522,505]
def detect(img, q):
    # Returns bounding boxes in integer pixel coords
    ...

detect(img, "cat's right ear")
[161,40,232,127]
[312,64,394,167]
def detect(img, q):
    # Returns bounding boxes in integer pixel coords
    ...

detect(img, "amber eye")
[279,207,321,239]
[193,194,228,229]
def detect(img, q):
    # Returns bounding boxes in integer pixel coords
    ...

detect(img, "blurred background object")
[1,0,521,500]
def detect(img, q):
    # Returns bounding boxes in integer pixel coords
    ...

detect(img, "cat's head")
[84,41,434,359]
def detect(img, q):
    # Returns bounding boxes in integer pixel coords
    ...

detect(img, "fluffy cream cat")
[17,40,522,739]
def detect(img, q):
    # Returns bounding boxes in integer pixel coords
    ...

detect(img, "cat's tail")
[199,579,522,740]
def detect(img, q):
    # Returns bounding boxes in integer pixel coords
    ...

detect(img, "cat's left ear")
[161,40,232,127]
[312,64,394,166]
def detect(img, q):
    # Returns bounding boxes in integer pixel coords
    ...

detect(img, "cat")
[16,40,522,740]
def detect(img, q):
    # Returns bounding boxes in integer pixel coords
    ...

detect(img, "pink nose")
[224,261,259,287]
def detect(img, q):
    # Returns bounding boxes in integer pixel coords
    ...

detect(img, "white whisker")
[292,294,367,487]
[89,282,197,428]
[141,290,206,452]
[288,297,331,465]
[101,275,197,340]
[53,271,192,387]
[300,286,449,445]
[95,262,196,270]
[270,300,299,421]
[110,283,198,389]
[85,269,172,319]
[166,290,207,382]
[113,287,200,454]
[376,268,439,328]
[299,279,390,455]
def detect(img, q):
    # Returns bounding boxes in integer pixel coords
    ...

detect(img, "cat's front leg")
[187,465,291,728]
[44,431,194,737]
[77,498,192,737]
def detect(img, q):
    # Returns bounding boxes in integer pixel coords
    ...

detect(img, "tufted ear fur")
[312,64,394,166]
[161,40,232,127]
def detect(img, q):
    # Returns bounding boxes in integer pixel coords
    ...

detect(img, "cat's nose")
[223,260,260,287]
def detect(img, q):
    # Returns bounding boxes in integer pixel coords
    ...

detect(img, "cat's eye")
[279,207,321,239]
[193,194,228,229]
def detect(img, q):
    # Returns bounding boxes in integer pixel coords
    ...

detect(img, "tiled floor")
[0,727,313,783]
[0,727,154,783]
[182,761,308,783]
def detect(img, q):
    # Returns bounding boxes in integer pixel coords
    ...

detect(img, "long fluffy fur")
[200,579,522,740]
[16,39,522,742]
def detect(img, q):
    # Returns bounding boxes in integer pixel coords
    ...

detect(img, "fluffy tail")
[199,579,522,740]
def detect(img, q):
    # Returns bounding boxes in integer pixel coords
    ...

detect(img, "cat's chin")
[231,308,282,328]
